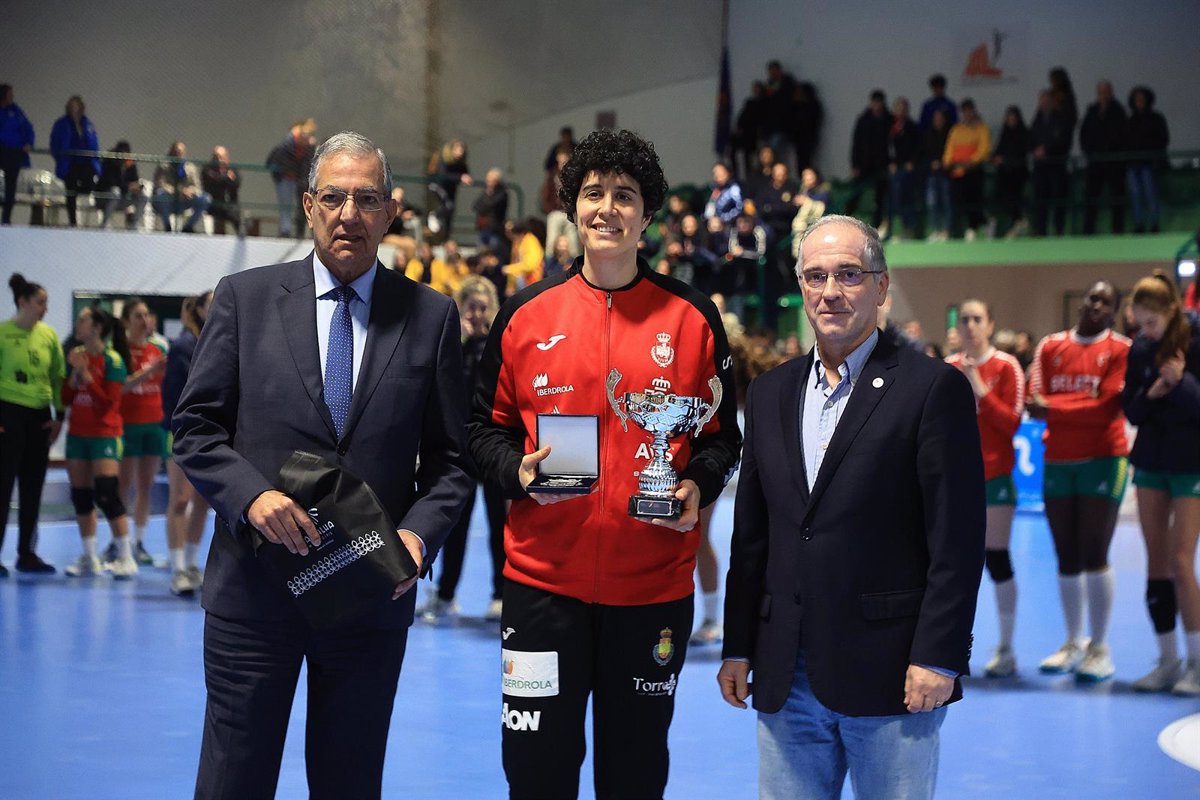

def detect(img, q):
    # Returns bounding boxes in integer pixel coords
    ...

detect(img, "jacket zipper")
[594,290,613,601]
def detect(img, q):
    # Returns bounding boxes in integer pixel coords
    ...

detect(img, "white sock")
[170,548,186,573]
[1157,631,1179,661]
[83,537,97,559]
[134,524,146,544]
[116,537,132,561]
[1085,568,1115,646]
[1057,574,1086,642]
[702,591,720,623]
[994,579,1017,648]
[185,543,200,569]
[1186,631,1200,661]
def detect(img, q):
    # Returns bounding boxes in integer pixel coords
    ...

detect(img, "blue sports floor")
[2,474,1199,799]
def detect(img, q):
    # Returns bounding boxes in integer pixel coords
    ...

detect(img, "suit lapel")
[342,265,412,441]
[803,336,899,515]
[277,257,337,440]
[780,354,812,503]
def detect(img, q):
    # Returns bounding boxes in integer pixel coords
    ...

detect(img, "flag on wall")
[714,47,731,155]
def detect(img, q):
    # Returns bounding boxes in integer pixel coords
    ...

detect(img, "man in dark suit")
[174,131,472,799]
[718,215,985,799]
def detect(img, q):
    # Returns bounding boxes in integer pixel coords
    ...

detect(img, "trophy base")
[628,495,681,520]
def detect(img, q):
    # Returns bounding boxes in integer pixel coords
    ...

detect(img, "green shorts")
[123,422,169,459]
[986,475,1017,507]
[1043,457,1129,503]
[1132,468,1200,499]
[66,434,123,462]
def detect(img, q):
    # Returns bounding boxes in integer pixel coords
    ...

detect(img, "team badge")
[653,627,675,666]
[1097,352,1109,368]
[651,332,676,368]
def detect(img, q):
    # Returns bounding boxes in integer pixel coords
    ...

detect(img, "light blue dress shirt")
[313,254,374,393]
[801,329,879,490]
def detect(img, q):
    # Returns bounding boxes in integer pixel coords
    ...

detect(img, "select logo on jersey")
[651,332,676,368]
[501,648,559,697]
[633,673,677,697]
[536,334,567,351]
[533,373,575,396]
[502,702,542,732]
[652,628,675,666]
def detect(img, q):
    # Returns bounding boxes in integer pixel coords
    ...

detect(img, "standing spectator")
[0,85,34,225]
[919,73,958,130]
[426,138,472,241]
[96,141,147,230]
[152,141,210,233]
[724,212,768,323]
[944,99,991,240]
[762,61,797,164]
[704,161,743,224]
[385,185,422,239]
[731,82,766,179]
[1080,80,1128,235]
[543,234,574,280]
[472,167,509,250]
[845,90,892,231]
[789,81,823,173]
[1125,85,1170,234]
[1030,89,1075,237]
[992,105,1031,238]
[1122,271,1200,695]
[49,96,100,227]
[502,218,545,296]
[789,167,831,257]
[886,97,921,240]
[543,150,581,259]
[0,274,65,575]
[1048,67,1080,137]
[542,126,575,173]
[266,118,317,238]
[923,108,954,242]
[201,146,242,235]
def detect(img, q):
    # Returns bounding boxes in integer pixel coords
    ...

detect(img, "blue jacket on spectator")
[49,115,100,179]
[0,103,35,167]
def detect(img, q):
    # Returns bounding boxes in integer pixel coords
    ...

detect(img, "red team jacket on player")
[1027,329,1131,462]
[120,341,166,425]
[469,260,742,606]
[62,349,126,438]
[947,348,1024,480]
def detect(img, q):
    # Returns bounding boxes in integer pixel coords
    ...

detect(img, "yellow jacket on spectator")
[504,232,545,295]
[405,256,468,296]
[943,121,991,177]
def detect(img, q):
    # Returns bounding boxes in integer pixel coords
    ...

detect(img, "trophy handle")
[692,375,723,436]
[606,368,629,432]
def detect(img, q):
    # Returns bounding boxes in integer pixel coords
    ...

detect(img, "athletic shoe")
[187,565,204,590]
[170,569,195,596]
[420,597,459,623]
[964,228,978,242]
[484,599,503,621]
[690,619,724,646]
[1172,660,1200,697]
[15,554,56,574]
[134,541,155,566]
[984,646,1017,677]
[1039,639,1088,674]
[65,554,104,577]
[1075,643,1115,683]
[102,541,119,564]
[1132,657,1183,692]
[108,556,139,580]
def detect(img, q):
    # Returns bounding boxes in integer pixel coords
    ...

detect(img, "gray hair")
[307,131,393,194]
[793,214,888,276]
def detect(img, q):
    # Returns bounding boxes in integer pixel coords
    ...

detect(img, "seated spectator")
[544,234,574,280]
[923,108,953,242]
[704,161,742,223]
[152,141,210,233]
[542,150,579,258]
[472,167,509,250]
[201,146,241,235]
[473,246,508,303]
[919,74,959,130]
[0,84,35,225]
[662,213,717,293]
[790,167,831,257]
[661,193,691,241]
[1080,80,1128,234]
[50,95,100,227]
[265,118,316,238]
[992,106,1031,238]
[721,212,766,322]
[845,90,892,231]
[502,218,544,295]
[1125,85,1169,234]
[385,185,421,238]
[404,240,456,295]
[742,145,776,201]
[887,97,921,240]
[754,162,798,245]
[944,99,991,239]
[95,140,147,230]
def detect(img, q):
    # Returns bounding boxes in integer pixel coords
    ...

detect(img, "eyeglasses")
[800,267,884,289]
[311,187,387,212]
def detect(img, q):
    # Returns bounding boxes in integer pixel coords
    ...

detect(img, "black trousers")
[993,166,1028,229]
[501,579,694,800]
[1032,162,1069,236]
[64,163,95,226]
[843,169,888,227]
[195,613,408,800]
[1083,160,1126,234]
[0,147,22,224]
[437,480,506,602]
[0,401,52,559]
[952,169,986,231]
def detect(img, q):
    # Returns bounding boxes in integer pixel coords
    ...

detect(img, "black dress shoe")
[15,554,56,574]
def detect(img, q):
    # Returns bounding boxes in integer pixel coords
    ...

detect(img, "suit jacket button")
[336,445,347,456]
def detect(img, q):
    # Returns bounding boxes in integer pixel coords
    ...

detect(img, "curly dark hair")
[557,129,669,222]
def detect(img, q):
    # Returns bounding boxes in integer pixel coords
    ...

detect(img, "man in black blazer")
[719,215,984,799]
[174,131,472,799]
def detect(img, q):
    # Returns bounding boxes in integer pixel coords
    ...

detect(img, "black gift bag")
[254,450,418,629]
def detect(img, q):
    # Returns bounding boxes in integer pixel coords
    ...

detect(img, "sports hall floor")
[1,471,1199,799]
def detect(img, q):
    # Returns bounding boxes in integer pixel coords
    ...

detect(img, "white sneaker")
[1172,659,1200,697]
[420,597,458,623]
[984,646,1017,677]
[484,598,503,621]
[964,228,978,242]
[690,619,723,646]
[187,565,204,589]
[108,556,139,580]
[1039,639,1088,674]
[64,554,104,577]
[1075,642,1115,683]
[170,569,195,596]
[1132,657,1183,692]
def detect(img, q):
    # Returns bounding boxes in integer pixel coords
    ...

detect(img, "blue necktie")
[324,285,355,438]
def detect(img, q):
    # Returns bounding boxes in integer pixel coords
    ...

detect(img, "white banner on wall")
[956,24,1029,87]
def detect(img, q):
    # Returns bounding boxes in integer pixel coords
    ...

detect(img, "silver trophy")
[606,368,722,520]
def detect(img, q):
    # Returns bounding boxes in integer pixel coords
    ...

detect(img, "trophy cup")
[606,368,722,520]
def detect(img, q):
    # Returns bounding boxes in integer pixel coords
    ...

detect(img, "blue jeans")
[924,172,951,234]
[274,178,297,237]
[758,653,946,800]
[1126,165,1160,229]
[152,188,211,231]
